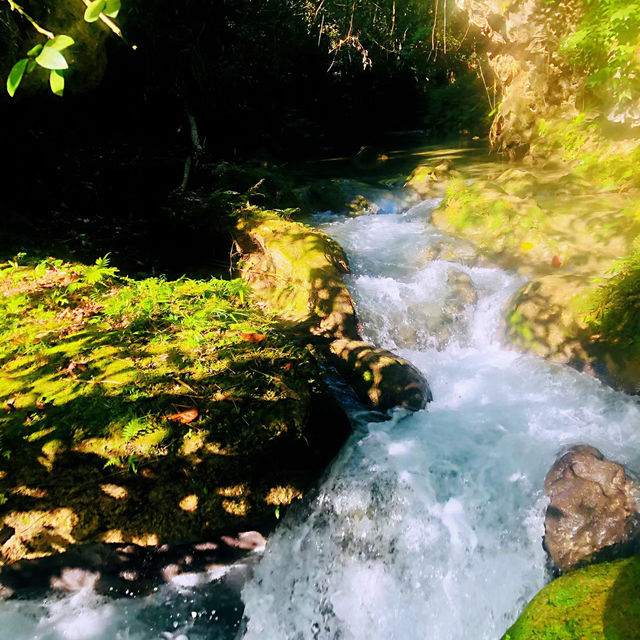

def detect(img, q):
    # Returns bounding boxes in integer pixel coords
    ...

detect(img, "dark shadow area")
[603,555,640,639]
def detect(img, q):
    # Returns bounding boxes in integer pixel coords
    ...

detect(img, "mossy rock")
[495,168,539,198]
[236,208,358,339]
[0,256,350,562]
[236,209,432,411]
[502,555,640,640]
[405,161,454,198]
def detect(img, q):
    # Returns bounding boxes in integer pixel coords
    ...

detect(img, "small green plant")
[560,0,640,109]
[584,248,640,352]
[5,0,124,97]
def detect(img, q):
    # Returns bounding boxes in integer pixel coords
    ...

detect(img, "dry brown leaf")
[239,332,266,343]
[167,408,199,424]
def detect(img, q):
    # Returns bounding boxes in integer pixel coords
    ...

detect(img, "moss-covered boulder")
[0,256,350,563]
[235,209,432,411]
[501,555,640,640]
[236,208,359,339]
[431,167,640,392]
[405,160,455,198]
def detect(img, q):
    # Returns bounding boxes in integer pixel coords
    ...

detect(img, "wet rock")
[329,339,432,412]
[544,444,640,573]
[405,161,454,198]
[446,271,478,307]
[348,194,380,216]
[420,239,490,268]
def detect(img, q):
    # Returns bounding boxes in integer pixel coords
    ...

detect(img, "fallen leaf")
[239,332,266,343]
[5,396,16,412]
[167,408,199,424]
[63,361,88,375]
[212,391,231,401]
[551,255,562,268]
[283,363,293,371]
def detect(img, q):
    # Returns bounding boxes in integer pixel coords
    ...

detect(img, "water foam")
[240,201,640,639]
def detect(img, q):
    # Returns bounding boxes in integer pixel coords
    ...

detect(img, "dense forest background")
[1,0,491,274]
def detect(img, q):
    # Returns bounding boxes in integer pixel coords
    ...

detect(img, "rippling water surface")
[2,173,639,640]
[240,195,640,640]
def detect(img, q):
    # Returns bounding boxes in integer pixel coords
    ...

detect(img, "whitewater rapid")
[1,193,639,640]
[240,198,640,639]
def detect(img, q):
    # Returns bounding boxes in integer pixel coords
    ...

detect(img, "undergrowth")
[0,254,316,467]
[583,247,640,355]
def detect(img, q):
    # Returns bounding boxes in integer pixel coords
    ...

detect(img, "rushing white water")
[2,185,639,640]
[240,196,640,639]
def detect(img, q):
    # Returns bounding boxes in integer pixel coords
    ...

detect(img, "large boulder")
[329,339,432,412]
[236,210,432,412]
[501,555,640,640]
[544,445,640,573]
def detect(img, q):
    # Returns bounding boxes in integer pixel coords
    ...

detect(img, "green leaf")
[104,0,121,18]
[35,47,68,70]
[48,35,75,51]
[26,60,37,73]
[49,69,64,96]
[7,58,28,97]
[26,44,43,57]
[84,0,106,22]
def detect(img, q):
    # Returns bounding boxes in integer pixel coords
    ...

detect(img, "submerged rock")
[544,445,640,573]
[405,161,455,198]
[501,555,640,640]
[446,270,478,307]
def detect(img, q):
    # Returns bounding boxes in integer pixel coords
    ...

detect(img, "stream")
[2,154,640,639]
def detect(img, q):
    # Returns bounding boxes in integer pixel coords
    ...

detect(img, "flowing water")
[240,192,640,639]
[2,161,640,639]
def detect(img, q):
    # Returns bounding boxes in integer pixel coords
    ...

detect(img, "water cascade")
[240,195,640,639]
[1,186,639,640]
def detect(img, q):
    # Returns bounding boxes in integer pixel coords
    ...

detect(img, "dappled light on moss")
[502,556,640,640]
[0,255,347,561]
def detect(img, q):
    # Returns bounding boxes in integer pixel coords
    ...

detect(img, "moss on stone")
[502,556,640,640]
[236,208,358,339]
[432,164,640,391]
[0,254,349,562]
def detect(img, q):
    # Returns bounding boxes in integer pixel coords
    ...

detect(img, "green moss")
[237,208,357,338]
[502,556,640,640]
[0,253,342,561]
[432,163,640,390]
